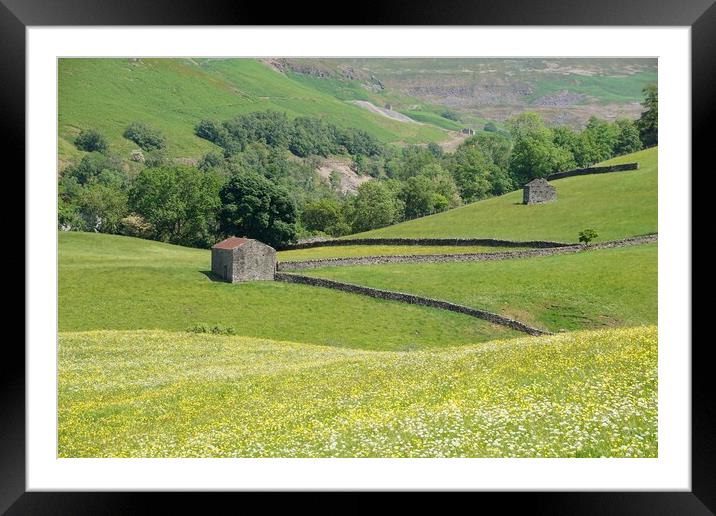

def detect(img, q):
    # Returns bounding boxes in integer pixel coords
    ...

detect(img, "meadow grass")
[58,326,657,458]
[350,147,657,242]
[59,232,519,349]
[277,244,535,262]
[58,58,448,164]
[301,243,657,333]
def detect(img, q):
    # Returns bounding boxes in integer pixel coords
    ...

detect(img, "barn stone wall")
[211,240,277,282]
[232,241,276,282]
[523,181,556,204]
[211,248,235,281]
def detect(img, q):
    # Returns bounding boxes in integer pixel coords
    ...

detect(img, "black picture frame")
[4,0,709,512]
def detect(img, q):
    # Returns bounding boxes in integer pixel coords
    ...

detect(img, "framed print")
[4,0,711,512]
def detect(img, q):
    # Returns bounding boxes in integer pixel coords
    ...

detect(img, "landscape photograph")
[57,57,658,458]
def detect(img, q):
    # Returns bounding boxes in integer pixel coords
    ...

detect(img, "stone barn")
[211,237,276,282]
[523,178,557,205]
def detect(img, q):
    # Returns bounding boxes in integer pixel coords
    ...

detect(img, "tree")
[349,181,403,233]
[427,142,444,158]
[218,171,298,248]
[465,132,512,170]
[582,117,618,163]
[579,228,599,245]
[509,135,575,185]
[129,165,221,246]
[399,176,439,219]
[74,129,108,153]
[301,198,345,236]
[506,113,575,185]
[637,84,658,147]
[77,183,128,233]
[613,118,643,156]
[449,146,494,202]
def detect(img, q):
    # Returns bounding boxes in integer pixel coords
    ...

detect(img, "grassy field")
[59,232,519,349]
[58,326,657,458]
[277,244,536,262]
[350,147,657,242]
[58,58,449,165]
[301,243,657,333]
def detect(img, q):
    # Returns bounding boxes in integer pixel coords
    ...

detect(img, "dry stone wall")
[280,237,569,251]
[545,163,639,181]
[277,234,657,271]
[274,273,550,336]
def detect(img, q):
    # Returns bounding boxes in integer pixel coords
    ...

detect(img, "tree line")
[58,85,656,247]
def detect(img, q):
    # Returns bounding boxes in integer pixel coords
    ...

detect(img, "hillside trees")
[195,110,384,160]
[59,107,654,244]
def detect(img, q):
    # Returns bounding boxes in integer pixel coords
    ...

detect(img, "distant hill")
[298,58,657,128]
[349,147,657,243]
[58,58,449,168]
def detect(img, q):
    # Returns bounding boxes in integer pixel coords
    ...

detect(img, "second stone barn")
[523,178,557,205]
[211,237,277,282]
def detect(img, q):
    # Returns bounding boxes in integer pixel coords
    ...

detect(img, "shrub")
[74,129,108,153]
[579,228,599,245]
[123,122,166,151]
[440,109,461,122]
[187,323,237,335]
[118,213,155,238]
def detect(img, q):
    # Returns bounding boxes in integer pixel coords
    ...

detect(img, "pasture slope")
[300,243,657,333]
[59,326,656,458]
[59,232,519,350]
[348,147,657,243]
[58,58,448,166]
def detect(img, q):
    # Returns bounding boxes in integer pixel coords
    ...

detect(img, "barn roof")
[212,236,251,250]
[525,178,554,186]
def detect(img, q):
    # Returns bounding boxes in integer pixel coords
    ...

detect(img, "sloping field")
[58,58,448,164]
[350,147,657,242]
[301,243,657,333]
[59,232,519,349]
[58,326,657,458]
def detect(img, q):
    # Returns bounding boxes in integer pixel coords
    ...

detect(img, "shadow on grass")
[199,270,224,282]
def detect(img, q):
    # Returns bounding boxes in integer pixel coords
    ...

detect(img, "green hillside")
[350,147,657,242]
[59,232,518,349]
[301,244,657,333]
[59,326,657,457]
[58,58,448,166]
